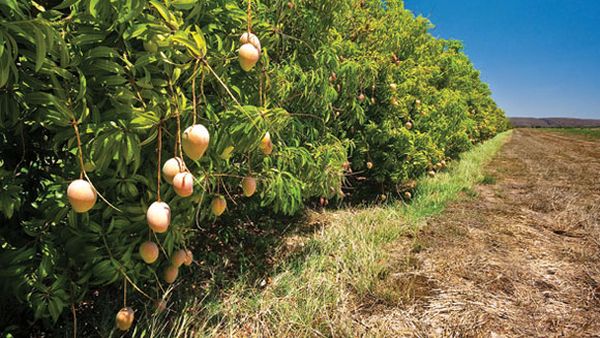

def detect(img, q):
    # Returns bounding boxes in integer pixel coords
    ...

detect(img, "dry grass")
[359,129,600,337]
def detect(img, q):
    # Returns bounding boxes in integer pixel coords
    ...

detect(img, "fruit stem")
[247,0,252,34]
[200,66,206,116]
[71,119,86,178]
[191,59,200,125]
[123,278,127,308]
[157,119,163,202]
[168,81,187,171]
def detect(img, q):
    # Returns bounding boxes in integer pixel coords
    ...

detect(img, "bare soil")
[358,129,600,337]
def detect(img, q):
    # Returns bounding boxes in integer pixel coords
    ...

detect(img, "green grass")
[542,127,600,139]
[127,131,513,337]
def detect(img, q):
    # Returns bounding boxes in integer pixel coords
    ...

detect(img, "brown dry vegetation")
[359,129,600,337]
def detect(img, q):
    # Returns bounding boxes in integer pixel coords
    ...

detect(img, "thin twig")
[71,303,77,338]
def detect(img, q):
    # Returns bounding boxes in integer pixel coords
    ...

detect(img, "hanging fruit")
[182,124,210,160]
[238,32,261,72]
[172,172,194,197]
[115,307,135,331]
[162,157,184,184]
[260,131,273,155]
[183,249,193,266]
[239,43,260,71]
[240,32,262,52]
[171,249,188,268]
[241,176,257,197]
[147,201,171,233]
[139,241,159,264]
[164,265,179,284]
[211,196,227,216]
[67,179,97,213]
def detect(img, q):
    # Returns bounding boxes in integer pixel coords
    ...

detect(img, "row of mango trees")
[0,0,508,330]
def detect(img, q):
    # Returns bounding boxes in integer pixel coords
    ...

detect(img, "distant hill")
[510,117,600,128]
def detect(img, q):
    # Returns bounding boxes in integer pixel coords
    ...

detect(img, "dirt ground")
[358,129,600,337]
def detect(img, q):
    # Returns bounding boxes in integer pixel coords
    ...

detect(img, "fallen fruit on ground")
[147,201,171,233]
[115,307,134,331]
[428,170,436,177]
[173,172,194,197]
[139,241,159,264]
[182,124,210,160]
[164,265,179,284]
[211,196,227,216]
[405,121,413,130]
[404,191,412,200]
[358,93,365,102]
[367,161,374,169]
[162,157,184,184]
[241,176,257,197]
[67,179,97,213]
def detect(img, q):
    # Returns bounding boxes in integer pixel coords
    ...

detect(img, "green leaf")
[171,0,196,10]
[33,26,46,72]
[89,0,100,17]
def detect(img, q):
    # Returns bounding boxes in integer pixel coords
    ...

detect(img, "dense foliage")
[0,0,507,331]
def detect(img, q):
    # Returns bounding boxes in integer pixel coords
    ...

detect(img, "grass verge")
[129,130,512,337]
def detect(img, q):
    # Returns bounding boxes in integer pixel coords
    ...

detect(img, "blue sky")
[403,0,600,119]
